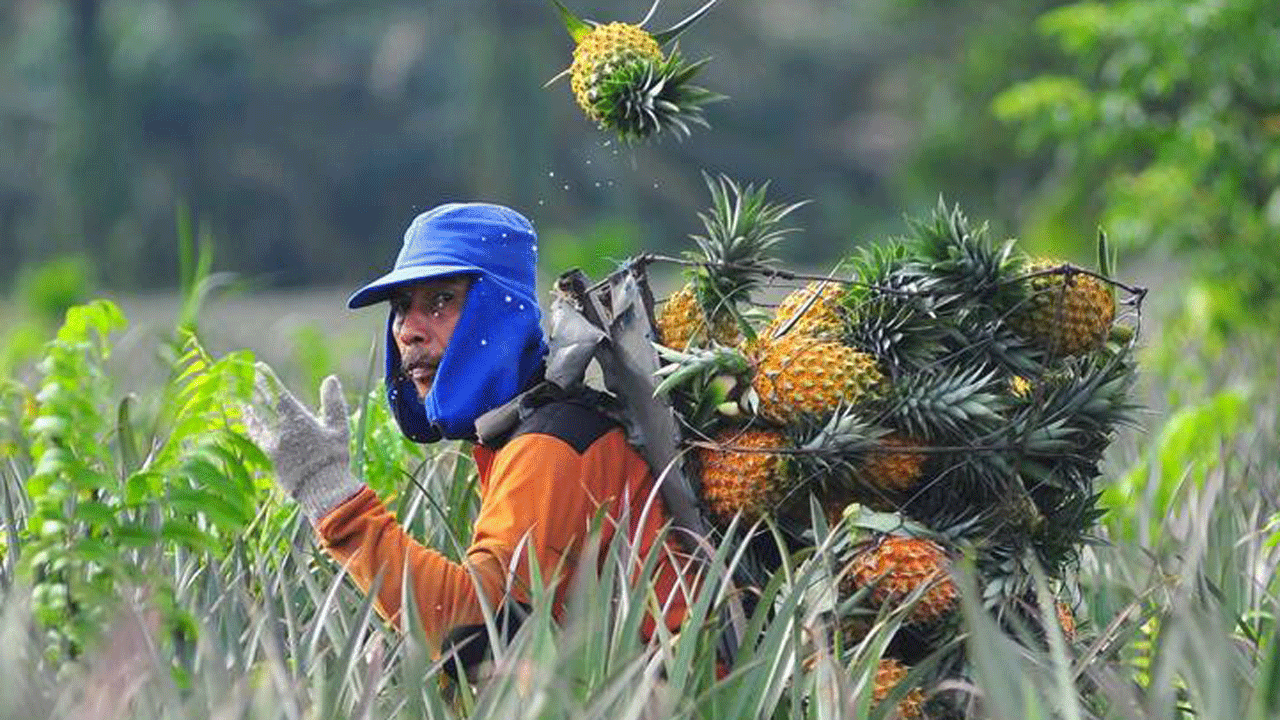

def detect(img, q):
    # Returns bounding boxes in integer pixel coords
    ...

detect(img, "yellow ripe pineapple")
[859,434,927,493]
[569,22,662,121]
[763,280,846,340]
[553,1,719,141]
[872,658,927,720]
[697,428,791,524]
[1014,260,1115,356]
[657,174,805,350]
[1008,375,1033,399]
[842,535,957,626]
[749,334,883,425]
[660,284,741,350]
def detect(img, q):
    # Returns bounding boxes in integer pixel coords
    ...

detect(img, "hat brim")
[347,263,481,309]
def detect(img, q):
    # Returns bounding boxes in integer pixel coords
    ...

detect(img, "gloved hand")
[244,362,363,523]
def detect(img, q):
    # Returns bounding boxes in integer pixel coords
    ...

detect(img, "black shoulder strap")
[475,382,620,454]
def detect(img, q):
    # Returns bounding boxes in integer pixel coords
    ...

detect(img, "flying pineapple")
[841,534,958,626]
[1011,259,1116,357]
[658,173,805,350]
[553,0,721,141]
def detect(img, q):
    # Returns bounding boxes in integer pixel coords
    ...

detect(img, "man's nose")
[396,306,430,347]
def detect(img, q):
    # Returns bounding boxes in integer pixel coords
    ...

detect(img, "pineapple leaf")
[552,0,594,43]
[651,0,718,46]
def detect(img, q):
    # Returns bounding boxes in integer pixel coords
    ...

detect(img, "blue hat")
[348,202,539,309]
[350,202,548,442]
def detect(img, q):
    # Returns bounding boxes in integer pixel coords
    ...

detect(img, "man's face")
[390,275,473,399]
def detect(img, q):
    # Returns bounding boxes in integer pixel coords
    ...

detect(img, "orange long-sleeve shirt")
[315,401,694,652]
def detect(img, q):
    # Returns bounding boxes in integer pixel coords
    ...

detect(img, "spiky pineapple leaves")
[550,0,723,142]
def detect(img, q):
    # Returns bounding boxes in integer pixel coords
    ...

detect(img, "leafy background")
[2,0,1279,717]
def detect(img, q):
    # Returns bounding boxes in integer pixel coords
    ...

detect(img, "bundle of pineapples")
[654,175,1140,716]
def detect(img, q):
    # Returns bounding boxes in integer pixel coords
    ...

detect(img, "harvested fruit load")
[551,0,722,142]
[654,181,1143,716]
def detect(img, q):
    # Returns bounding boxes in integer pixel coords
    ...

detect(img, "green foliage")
[13,255,96,324]
[993,0,1280,325]
[15,300,272,659]
[540,219,639,281]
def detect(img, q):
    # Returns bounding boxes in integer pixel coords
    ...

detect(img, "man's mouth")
[404,360,437,385]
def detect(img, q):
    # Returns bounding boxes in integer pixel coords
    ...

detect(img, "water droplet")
[548,171,555,178]
[563,184,570,191]
[653,182,659,188]
[502,233,508,238]
[505,295,512,302]
[585,159,591,165]
[518,304,525,310]
[594,182,601,188]
[538,199,545,206]
[531,244,538,252]
[480,338,488,346]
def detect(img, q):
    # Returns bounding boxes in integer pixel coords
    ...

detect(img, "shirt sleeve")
[315,433,600,650]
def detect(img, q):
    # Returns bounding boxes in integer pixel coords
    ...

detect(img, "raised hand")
[244,362,363,522]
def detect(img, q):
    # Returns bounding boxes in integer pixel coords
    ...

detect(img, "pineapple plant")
[657,173,805,350]
[552,0,721,141]
[1011,259,1116,357]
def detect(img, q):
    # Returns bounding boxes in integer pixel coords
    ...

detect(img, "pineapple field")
[3,0,1280,718]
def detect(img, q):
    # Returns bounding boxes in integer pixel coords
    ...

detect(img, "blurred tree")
[0,0,1085,292]
[991,0,1280,327]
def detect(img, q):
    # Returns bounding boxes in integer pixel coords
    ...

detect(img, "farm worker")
[244,202,693,667]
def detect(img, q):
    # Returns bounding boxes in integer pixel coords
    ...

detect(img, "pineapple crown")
[585,49,721,142]
[905,198,1022,312]
[554,0,718,47]
[685,172,808,315]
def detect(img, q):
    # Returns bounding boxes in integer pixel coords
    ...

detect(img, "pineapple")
[842,535,957,626]
[697,427,791,524]
[872,658,927,720]
[1012,259,1115,357]
[763,280,846,340]
[660,284,739,350]
[554,0,719,141]
[859,434,926,493]
[750,334,883,425]
[657,174,805,350]
[1056,601,1077,643]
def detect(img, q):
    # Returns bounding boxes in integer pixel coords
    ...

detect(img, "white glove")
[244,362,363,523]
